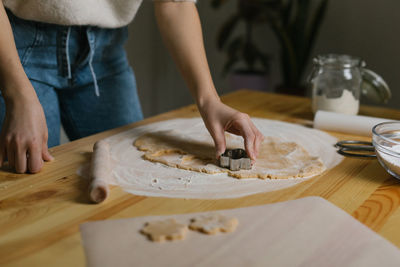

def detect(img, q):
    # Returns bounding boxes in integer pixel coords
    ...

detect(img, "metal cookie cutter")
[219,148,252,171]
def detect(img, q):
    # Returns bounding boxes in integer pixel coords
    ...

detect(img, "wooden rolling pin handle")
[89,180,108,204]
[89,140,111,203]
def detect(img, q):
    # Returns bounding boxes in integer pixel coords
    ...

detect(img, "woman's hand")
[199,98,264,161]
[0,2,53,173]
[154,2,263,160]
[0,94,53,173]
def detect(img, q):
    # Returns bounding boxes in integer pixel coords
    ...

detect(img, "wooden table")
[1,90,400,266]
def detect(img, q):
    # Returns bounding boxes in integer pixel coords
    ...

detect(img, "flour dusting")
[77,118,342,199]
[377,144,400,178]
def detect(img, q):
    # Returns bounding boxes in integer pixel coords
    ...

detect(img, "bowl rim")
[372,121,400,147]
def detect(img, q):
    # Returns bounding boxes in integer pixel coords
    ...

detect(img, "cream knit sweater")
[3,0,196,28]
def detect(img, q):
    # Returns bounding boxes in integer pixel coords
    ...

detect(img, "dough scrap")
[141,218,188,242]
[189,214,238,235]
[134,130,326,179]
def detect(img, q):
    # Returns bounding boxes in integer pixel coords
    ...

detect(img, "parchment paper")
[80,197,400,267]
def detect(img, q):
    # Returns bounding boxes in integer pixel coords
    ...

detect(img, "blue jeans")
[0,10,143,147]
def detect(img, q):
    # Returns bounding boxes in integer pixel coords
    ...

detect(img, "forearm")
[0,3,35,104]
[154,2,219,108]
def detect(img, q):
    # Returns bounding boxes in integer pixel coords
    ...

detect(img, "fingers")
[233,114,257,160]
[243,128,256,160]
[245,123,264,161]
[2,137,50,173]
[28,144,43,173]
[15,143,28,173]
[210,125,226,159]
[226,113,263,161]
[42,144,54,162]
[6,140,15,170]
[250,123,264,158]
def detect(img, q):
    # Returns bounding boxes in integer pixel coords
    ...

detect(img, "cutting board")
[80,197,400,267]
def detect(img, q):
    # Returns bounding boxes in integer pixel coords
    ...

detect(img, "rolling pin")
[89,140,111,203]
[314,110,395,136]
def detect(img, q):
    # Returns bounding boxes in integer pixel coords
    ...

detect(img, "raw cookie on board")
[134,131,326,179]
[141,219,188,242]
[189,214,238,235]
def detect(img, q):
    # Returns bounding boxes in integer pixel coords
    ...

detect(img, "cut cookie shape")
[189,214,238,235]
[141,218,188,242]
[220,148,251,171]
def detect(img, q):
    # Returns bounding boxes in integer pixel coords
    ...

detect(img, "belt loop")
[65,26,72,79]
[86,27,100,97]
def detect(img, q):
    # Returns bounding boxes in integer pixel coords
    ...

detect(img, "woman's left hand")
[198,98,264,161]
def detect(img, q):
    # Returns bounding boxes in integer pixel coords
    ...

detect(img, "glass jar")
[309,54,390,115]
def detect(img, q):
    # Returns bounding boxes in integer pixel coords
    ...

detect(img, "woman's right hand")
[0,2,53,173]
[0,92,53,173]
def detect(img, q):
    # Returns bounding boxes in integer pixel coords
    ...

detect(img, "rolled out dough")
[77,118,343,199]
[134,131,326,179]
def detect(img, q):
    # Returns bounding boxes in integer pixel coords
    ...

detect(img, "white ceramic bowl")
[372,122,400,179]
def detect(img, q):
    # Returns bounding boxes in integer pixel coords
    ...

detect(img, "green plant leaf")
[293,0,311,67]
[211,0,228,9]
[243,41,258,71]
[217,14,241,50]
[213,0,275,76]
[268,19,299,86]
[258,52,271,74]
[282,0,295,27]
[222,36,244,75]
[303,0,329,68]
[247,42,271,73]
[227,36,244,57]
[222,55,240,76]
[270,0,329,87]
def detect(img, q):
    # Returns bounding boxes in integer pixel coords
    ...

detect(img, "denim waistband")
[7,9,130,96]
[60,27,99,96]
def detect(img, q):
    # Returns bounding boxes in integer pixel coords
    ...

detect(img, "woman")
[0,0,263,173]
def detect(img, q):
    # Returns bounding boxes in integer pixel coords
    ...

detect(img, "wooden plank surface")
[1,90,400,267]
